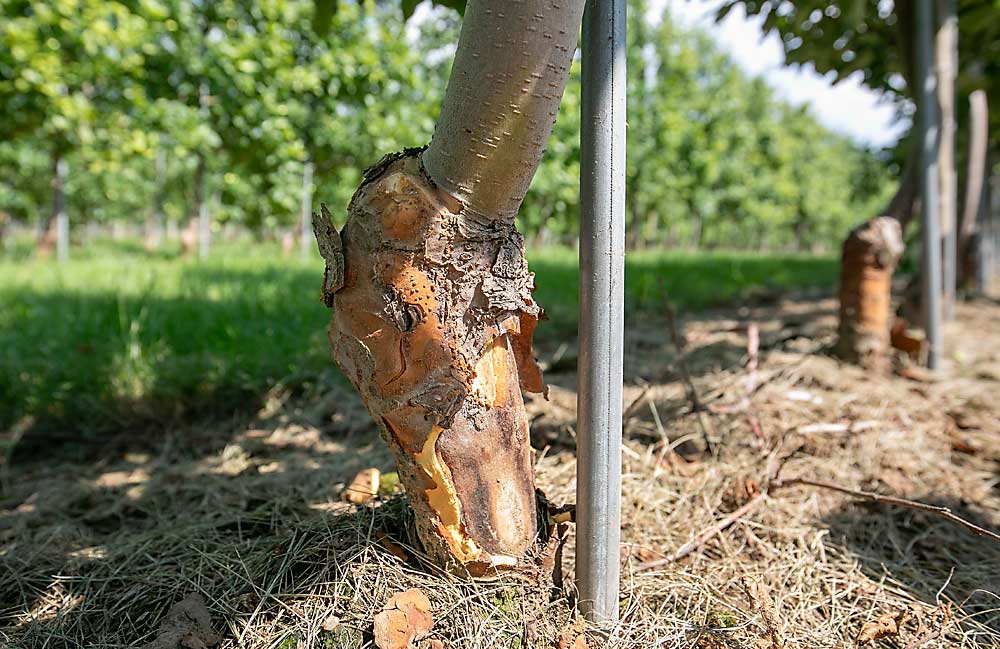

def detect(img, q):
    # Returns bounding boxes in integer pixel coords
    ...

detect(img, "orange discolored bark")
[835,216,905,372]
[314,149,547,573]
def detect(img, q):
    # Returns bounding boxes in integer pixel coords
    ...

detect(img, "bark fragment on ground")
[315,149,546,572]
[835,216,904,372]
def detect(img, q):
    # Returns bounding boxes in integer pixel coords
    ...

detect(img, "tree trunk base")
[315,149,548,574]
[835,217,904,373]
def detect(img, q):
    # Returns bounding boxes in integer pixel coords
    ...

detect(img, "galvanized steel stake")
[916,0,943,370]
[577,0,626,624]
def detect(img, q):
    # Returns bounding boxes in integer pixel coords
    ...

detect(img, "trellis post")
[577,0,626,624]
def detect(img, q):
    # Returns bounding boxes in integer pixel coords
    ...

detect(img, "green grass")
[0,239,837,434]
[531,247,838,334]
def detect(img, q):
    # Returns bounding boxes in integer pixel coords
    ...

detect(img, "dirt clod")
[142,593,220,649]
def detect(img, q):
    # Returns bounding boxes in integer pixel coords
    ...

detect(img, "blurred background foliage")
[1,0,896,252]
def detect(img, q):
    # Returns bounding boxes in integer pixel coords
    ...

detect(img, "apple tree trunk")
[314,0,585,573]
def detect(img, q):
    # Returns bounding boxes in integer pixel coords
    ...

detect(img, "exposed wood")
[314,0,585,574]
[317,151,548,572]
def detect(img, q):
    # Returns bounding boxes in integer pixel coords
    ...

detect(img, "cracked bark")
[313,0,584,573]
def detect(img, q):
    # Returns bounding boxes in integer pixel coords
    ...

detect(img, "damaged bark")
[314,0,584,573]
[835,145,919,371]
[315,151,547,572]
[835,216,905,372]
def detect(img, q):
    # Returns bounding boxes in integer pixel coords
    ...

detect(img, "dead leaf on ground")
[554,616,588,649]
[343,467,381,503]
[741,575,784,649]
[654,446,700,476]
[856,609,910,645]
[635,545,666,562]
[322,614,340,632]
[374,588,433,649]
[376,529,410,562]
[142,593,220,649]
[556,634,588,649]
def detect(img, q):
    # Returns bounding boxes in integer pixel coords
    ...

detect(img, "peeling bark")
[315,0,583,573]
[835,217,905,372]
[315,151,547,573]
[836,145,918,370]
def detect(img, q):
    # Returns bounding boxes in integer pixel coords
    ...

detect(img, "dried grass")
[2,298,998,648]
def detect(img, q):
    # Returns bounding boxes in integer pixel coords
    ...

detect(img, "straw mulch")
[3,298,998,648]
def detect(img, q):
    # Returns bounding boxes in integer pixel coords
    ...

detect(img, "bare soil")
[3,296,999,648]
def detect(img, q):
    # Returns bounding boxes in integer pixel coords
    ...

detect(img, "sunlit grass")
[0,239,837,433]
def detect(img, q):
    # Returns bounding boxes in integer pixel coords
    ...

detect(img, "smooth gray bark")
[423,0,586,221]
[961,91,988,245]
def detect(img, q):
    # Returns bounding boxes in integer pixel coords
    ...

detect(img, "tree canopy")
[721,0,1000,159]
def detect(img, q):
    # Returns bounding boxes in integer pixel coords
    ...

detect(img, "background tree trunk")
[316,0,586,572]
[976,157,997,294]
[38,150,68,260]
[197,81,211,260]
[41,153,70,261]
[299,150,314,261]
[935,0,957,319]
[959,90,988,289]
[146,147,167,251]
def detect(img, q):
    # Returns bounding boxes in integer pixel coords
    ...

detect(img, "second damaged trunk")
[315,151,547,572]
[835,217,905,371]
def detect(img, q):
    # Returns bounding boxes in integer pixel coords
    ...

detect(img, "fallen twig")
[623,383,651,419]
[745,323,760,396]
[660,290,715,448]
[772,477,1000,543]
[638,465,999,572]
[796,421,878,435]
[636,492,766,571]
